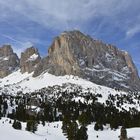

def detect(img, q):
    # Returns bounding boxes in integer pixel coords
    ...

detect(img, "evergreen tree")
[67,121,78,140]
[12,120,22,130]
[26,120,38,133]
[94,122,103,131]
[76,126,88,140]
[3,101,8,116]
[78,112,89,126]
[42,119,45,126]
[16,104,26,121]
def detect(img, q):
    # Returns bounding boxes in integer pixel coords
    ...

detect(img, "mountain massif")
[0,30,139,91]
[0,31,140,140]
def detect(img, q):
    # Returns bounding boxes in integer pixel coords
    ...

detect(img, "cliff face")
[0,45,19,78]
[20,47,41,73]
[34,31,140,90]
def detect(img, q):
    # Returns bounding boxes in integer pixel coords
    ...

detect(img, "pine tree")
[26,120,38,133]
[76,126,88,140]
[67,121,78,140]
[12,120,22,130]
[78,112,89,126]
[94,122,103,131]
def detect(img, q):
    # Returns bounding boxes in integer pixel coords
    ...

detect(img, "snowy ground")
[0,69,124,93]
[1,70,140,140]
[0,118,66,140]
[0,118,140,140]
[0,69,126,98]
[88,124,140,140]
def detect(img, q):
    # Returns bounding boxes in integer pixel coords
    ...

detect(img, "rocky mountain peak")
[0,44,13,56]
[34,30,140,91]
[0,45,19,78]
[20,47,41,73]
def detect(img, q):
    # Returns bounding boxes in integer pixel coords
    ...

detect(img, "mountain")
[0,45,19,78]
[20,46,41,73]
[0,30,140,91]
[34,30,140,91]
[0,31,140,140]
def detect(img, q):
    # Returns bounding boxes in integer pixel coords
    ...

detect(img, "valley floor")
[0,118,140,140]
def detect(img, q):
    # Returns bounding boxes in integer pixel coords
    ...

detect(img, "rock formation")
[0,45,19,78]
[20,47,41,73]
[34,30,140,91]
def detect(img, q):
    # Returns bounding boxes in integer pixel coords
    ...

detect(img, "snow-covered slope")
[0,69,123,94]
[1,70,140,140]
[0,118,140,140]
[0,69,140,111]
[0,118,66,140]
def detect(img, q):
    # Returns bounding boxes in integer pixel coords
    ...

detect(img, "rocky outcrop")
[34,30,140,91]
[20,47,41,73]
[0,45,19,78]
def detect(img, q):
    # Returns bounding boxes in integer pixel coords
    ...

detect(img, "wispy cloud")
[1,34,24,45]
[0,34,36,57]
[0,0,139,70]
[126,25,140,38]
[0,0,139,33]
[12,42,34,57]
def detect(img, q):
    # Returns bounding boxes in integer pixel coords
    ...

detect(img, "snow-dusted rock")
[20,47,41,73]
[0,45,19,78]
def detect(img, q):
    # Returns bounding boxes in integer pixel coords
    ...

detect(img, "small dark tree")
[94,122,103,131]
[26,120,38,133]
[42,119,45,126]
[12,120,22,130]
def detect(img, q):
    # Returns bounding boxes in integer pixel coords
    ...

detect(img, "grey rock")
[20,47,41,73]
[0,45,19,78]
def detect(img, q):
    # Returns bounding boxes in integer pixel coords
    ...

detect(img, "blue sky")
[0,0,140,73]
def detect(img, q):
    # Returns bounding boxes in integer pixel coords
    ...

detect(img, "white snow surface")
[0,56,9,61]
[0,118,66,140]
[0,69,121,94]
[0,118,140,140]
[28,54,39,61]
